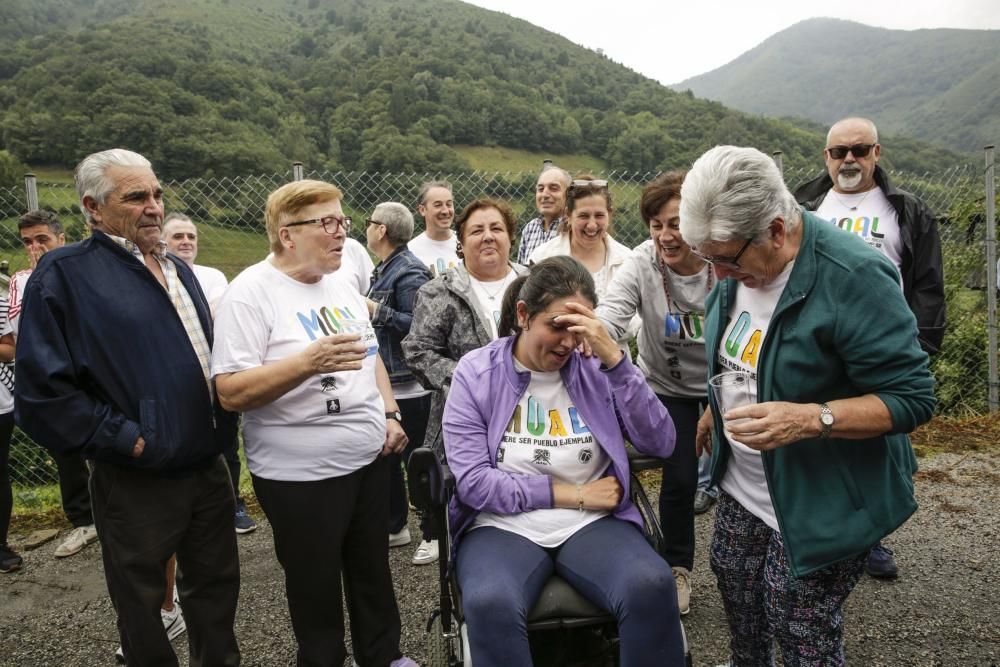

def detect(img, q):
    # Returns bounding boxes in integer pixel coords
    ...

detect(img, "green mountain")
[674,18,1000,153]
[0,2,968,180]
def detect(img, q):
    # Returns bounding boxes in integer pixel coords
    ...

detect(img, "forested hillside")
[0,1,967,180]
[674,18,1000,153]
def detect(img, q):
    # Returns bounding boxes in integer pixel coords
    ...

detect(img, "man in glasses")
[794,116,945,581]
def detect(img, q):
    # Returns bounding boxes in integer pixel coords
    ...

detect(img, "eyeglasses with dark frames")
[825,143,876,160]
[365,218,385,227]
[690,237,754,271]
[283,215,352,234]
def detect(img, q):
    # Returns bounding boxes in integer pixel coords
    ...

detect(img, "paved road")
[1,452,997,666]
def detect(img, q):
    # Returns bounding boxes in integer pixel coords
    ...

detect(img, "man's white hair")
[826,117,879,146]
[74,149,152,223]
[679,146,799,249]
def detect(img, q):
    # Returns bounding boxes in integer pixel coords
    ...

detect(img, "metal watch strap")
[819,403,834,439]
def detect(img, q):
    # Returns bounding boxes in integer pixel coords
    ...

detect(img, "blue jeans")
[697,451,717,497]
[455,516,686,667]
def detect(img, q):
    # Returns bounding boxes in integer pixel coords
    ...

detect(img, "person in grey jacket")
[597,171,712,616]
[402,198,528,456]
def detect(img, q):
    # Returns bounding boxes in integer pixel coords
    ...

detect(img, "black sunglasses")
[284,215,352,234]
[690,237,754,271]
[826,144,875,160]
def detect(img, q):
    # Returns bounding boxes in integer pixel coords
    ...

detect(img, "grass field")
[452,146,607,174]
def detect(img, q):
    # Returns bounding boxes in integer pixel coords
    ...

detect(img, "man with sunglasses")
[794,117,945,580]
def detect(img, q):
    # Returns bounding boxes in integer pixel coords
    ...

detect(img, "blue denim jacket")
[367,245,433,385]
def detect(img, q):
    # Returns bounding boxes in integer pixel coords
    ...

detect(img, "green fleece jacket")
[705,210,936,578]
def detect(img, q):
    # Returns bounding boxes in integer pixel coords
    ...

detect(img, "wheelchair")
[408,446,693,667]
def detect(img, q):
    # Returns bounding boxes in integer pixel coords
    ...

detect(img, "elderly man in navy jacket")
[14,149,240,666]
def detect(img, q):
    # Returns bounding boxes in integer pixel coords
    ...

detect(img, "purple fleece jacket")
[442,336,677,557]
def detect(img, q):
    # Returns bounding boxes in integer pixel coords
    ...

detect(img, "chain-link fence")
[0,155,995,487]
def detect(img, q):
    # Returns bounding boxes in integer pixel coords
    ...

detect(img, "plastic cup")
[339,318,378,357]
[709,371,753,431]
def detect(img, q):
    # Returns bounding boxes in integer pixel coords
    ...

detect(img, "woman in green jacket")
[679,146,935,666]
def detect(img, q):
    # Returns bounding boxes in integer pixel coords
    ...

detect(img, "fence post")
[292,162,304,182]
[24,172,38,210]
[772,151,783,175]
[986,145,997,413]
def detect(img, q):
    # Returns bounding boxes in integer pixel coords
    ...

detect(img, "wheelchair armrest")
[407,447,454,512]
[626,446,664,472]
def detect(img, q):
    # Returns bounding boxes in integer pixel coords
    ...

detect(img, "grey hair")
[416,180,452,206]
[679,146,799,249]
[826,117,878,145]
[74,149,151,223]
[373,202,414,246]
[162,212,195,237]
[539,164,571,186]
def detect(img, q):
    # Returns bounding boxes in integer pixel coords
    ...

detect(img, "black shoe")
[865,543,898,579]
[0,544,23,573]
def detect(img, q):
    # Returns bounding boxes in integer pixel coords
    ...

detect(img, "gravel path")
[1,451,997,666]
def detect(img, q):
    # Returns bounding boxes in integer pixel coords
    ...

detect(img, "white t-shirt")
[7,269,31,336]
[468,271,517,340]
[816,187,903,286]
[211,259,385,481]
[473,359,610,547]
[717,262,794,532]
[192,264,228,312]
[337,237,376,295]
[0,296,13,414]
[408,232,459,279]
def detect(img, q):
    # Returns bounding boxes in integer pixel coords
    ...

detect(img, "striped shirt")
[107,235,213,399]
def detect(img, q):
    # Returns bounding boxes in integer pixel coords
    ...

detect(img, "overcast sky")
[464,0,1000,84]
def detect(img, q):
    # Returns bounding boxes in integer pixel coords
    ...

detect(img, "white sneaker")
[389,526,412,547]
[411,539,439,565]
[54,524,98,558]
[114,601,187,662]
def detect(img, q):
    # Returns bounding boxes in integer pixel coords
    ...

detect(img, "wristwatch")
[385,410,402,422]
[818,403,834,439]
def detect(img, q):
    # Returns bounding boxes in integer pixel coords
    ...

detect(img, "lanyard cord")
[658,256,712,315]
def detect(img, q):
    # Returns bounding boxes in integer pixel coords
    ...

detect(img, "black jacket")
[793,166,946,355]
[14,231,238,474]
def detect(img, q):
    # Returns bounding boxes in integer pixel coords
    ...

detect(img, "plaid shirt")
[107,235,213,399]
[516,216,563,265]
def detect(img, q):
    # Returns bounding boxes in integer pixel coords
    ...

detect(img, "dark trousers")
[90,456,241,667]
[53,448,93,527]
[388,394,431,535]
[656,394,705,571]
[455,517,686,667]
[252,454,402,667]
[0,412,14,545]
[221,431,243,502]
[711,492,866,666]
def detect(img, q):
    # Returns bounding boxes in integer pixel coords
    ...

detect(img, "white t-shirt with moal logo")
[472,359,610,547]
[716,262,793,532]
[211,259,384,482]
[815,187,903,288]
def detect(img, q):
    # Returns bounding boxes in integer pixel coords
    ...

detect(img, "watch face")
[821,413,835,426]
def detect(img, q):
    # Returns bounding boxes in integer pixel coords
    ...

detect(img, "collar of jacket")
[370,243,408,281]
[706,209,819,387]
[795,165,902,208]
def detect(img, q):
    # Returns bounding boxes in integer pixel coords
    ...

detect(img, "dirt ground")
[1,450,998,666]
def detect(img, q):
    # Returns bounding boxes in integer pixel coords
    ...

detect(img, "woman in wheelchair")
[441,256,687,666]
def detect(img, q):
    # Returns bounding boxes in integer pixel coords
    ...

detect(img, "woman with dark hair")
[441,256,686,667]
[402,198,527,457]
[528,176,633,299]
[597,170,710,615]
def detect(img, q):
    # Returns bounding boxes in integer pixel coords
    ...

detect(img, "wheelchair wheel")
[426,613,462,667]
